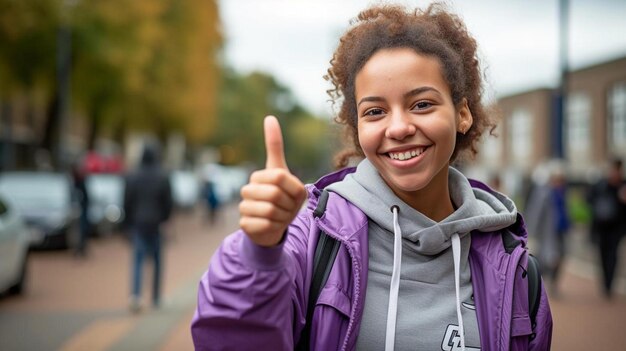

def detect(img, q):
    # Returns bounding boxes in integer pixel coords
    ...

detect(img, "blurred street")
[1,204,625,351]
[0,204,239,351]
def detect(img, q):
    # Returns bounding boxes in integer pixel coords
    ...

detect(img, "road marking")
[59,317,137,351]
[106,270,204,351]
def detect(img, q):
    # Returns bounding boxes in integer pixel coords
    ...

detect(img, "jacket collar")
[307,168,528,244]
[306,167,368,242]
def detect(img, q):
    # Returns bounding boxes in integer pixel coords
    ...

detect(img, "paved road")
[1,204,625,350]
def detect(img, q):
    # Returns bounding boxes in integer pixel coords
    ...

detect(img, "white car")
[0,172,79,249]
[171,170,201,210]
[0,195,29,295]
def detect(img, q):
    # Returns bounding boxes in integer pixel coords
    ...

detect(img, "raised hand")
[239,116,307,247]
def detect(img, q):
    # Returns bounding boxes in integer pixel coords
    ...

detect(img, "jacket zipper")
[314,217,365,351]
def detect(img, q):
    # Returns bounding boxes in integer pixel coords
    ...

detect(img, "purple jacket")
[192,168,553,350]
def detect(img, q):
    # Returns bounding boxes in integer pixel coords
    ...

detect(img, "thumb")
[264,115,288,169]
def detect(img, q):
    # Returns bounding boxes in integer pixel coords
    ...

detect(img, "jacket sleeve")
[529,282,553,350]
[191,211,313,351]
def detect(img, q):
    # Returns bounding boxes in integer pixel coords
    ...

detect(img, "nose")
[385,111,416,140]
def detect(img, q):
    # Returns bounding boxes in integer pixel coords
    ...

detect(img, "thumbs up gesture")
[239,116,307,247]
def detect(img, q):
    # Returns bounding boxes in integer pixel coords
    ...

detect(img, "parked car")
[171,170,201,210]
[86,174,125,236]
[0,172,79,250]
[0,195,30,295]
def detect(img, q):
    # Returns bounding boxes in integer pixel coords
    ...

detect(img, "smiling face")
[355,48,472,210]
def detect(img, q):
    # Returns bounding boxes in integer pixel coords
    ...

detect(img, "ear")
[457,99,473,134]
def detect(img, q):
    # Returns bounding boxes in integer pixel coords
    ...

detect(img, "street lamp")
[553,0,569,160]
[55,0,78,170]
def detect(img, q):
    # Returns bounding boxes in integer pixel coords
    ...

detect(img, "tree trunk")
[41,93,60,163]
[1,102,14,171]
[87,108,101,151]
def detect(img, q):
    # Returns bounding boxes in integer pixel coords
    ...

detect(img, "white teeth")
[388,148,424,160]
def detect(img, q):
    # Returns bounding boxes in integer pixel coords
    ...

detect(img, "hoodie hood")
[140,145,160,168]
[326,159,518,255]
[326,159,517,351]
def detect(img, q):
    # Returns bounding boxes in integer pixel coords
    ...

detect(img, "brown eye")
[363,108,385,116]
[413,101,433,110]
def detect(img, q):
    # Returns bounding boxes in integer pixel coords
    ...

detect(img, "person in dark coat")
[72,161,90,258]
[588,158,626,299]
[123,144,173,312]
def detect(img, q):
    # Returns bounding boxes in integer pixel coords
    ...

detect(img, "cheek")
[427,119,458,152]
[436,115,458,138]
[442,125,459,153]
[357,123,374,154]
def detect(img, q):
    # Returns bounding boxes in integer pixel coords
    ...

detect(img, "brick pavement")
[524,223,626,350]
[549,258,626,350]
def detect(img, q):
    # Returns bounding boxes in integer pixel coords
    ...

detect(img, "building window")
[566,92,591,166]
[608,81,626,155]
[481,125,502,167]
[509,109,533,167]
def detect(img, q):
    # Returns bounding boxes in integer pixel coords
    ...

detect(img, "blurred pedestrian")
[123,144,173,312]
[588,158,626,299]
[525,161,570,296]
[201,164,221,225]
[72,160,90,258]
[203,179,220,224]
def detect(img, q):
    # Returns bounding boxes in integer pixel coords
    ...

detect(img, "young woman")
[191,4,553,350]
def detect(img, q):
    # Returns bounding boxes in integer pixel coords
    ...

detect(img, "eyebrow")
[357,86,442,107]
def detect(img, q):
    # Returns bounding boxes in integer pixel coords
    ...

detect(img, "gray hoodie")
[326,159,517,350]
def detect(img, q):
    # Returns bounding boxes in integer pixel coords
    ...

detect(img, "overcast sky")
[218,0,626,116]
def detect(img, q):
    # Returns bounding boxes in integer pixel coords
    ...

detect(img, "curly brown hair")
[326,3,496,168]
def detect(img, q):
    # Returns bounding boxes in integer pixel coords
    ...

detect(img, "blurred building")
[0,97,91,171]
[470,56,626,191]
[1,96,46,170]
[0,104,180,173]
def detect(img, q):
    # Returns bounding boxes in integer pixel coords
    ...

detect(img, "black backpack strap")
[312,190,329,218]
[296,190,340,351]
[526,253,542,339]
[502,230,542,339]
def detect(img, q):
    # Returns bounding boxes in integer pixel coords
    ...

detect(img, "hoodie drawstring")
[385,207,466,351]
[385,205,402,351]
[451,233,466,351]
